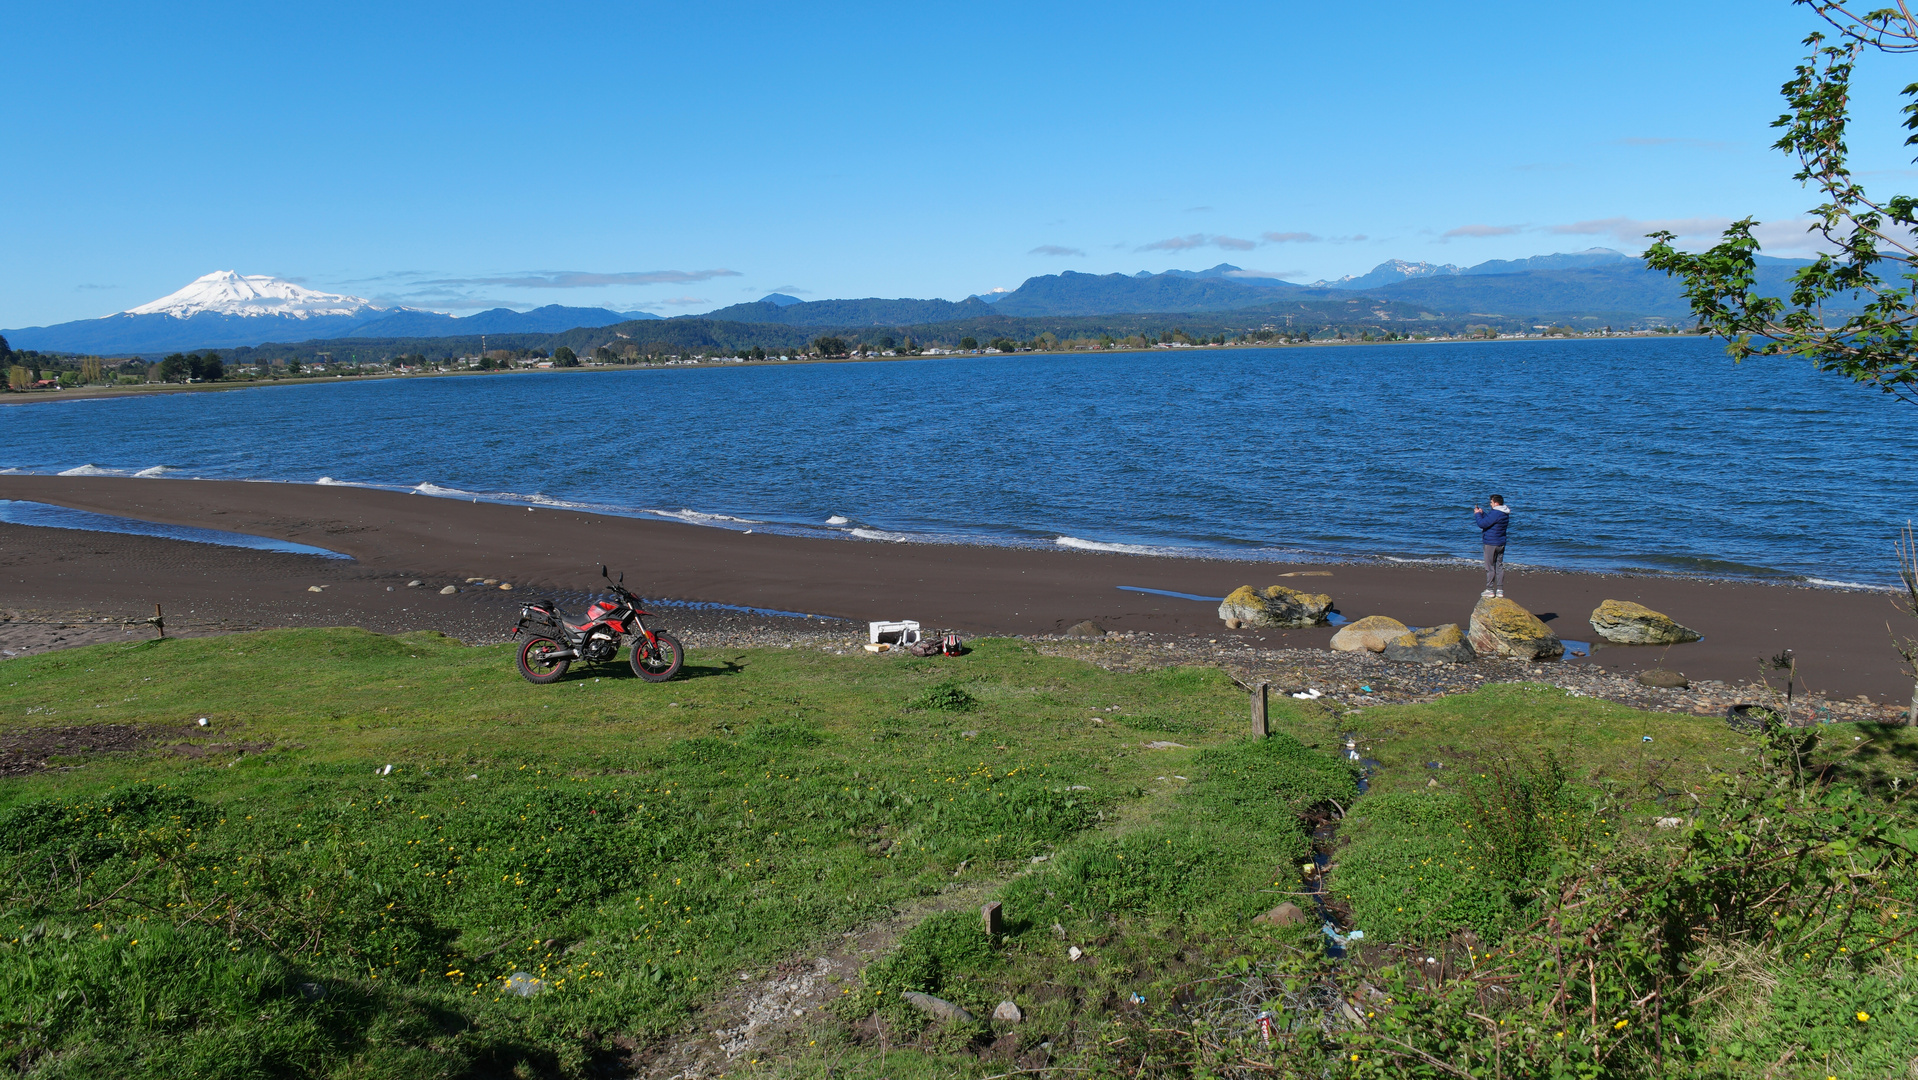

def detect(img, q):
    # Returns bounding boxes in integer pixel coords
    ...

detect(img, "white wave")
[315,476,351,486]
[413,482,473,497]
[851,528,912,542]
[825,515,850,525]
[1055,535,1174,556]
[647,508,763,526]
[525,493,601,510]
[132,465,172,478]
[57,464,121,476]
[1804,577,1897,592]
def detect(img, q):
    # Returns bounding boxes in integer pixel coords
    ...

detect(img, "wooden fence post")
[1251,681,1269,738]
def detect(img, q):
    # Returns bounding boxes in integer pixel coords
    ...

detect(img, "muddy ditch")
[0,721,275,776]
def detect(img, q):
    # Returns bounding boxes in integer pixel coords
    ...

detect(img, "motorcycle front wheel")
[516,636,571,683]
[630,632,683,682]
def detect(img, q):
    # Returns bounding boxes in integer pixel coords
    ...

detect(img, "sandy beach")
[0,474,1911,706]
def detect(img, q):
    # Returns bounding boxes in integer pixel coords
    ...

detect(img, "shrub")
[907,680,977,713]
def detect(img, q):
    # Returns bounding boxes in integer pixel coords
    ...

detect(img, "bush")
[907,680,977,713]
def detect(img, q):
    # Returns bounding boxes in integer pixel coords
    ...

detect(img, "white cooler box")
[869,620,922,645]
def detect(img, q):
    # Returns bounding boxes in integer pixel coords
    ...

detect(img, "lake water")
[2,337,1911,586]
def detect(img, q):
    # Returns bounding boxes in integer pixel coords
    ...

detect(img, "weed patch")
[905,680,977,713]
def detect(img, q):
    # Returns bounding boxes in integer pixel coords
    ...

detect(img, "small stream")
[1304,734,1380,957]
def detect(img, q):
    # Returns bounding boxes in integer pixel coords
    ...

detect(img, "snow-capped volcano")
[124,270,385,319]
[1,270,650,353]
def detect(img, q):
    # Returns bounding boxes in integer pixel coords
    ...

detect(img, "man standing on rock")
[1473,495,1510,598]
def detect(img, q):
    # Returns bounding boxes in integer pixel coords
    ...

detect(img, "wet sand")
[0,474,1911,706]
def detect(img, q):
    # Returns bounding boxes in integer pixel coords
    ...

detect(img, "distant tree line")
[157,351,224,383]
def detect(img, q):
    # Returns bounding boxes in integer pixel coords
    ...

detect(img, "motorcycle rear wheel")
[517,636,570,683]
[631,632,683,682]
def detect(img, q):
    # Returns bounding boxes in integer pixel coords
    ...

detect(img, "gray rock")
[1219,584,1333,628]
[406,579,423,588]
[1636,668,1689,690]
[1330,615,1410,653]
[993,1000,1023,1023]
[901,991,973,1022]
[1467,597,1563,661]
[1065,620,1106,638]
[1382,624,1477,665]
[1590,600,1702,645]
[505,971,544,997]
[439,585,458,595]
[1253,901,1310,927]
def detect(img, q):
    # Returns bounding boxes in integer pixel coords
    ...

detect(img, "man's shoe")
[1481,590,1495,598]
[1495,590,1504,598]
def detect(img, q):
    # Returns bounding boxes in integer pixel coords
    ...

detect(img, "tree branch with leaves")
[1645,1,1918,404]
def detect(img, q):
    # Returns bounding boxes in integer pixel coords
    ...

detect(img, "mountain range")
[2,250,1829,355]
[1,271,657,354]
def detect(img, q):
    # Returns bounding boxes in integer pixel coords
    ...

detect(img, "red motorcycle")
[511,566,683,684]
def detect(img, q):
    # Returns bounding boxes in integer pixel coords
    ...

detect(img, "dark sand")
[0,475,1911,705]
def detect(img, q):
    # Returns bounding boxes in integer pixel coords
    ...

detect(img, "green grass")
[4,628,1910,1078]
[0,629,1271,1076]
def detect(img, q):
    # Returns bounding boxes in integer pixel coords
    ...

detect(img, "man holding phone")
[1472,495,1510,598]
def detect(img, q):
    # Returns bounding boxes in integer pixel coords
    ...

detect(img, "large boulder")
[1329,615,1410,652]
[1382,623,1478,665]
[1467,597,1563,661]
[1219,585,1333,628]
[1590,600,1702,645]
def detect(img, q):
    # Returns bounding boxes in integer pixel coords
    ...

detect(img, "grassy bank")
[2,629,1912,1078]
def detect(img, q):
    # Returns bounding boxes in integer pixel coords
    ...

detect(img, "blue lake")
[2,337,1911,586]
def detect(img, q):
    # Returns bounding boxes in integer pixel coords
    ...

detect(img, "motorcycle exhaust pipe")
[536,648,579,661]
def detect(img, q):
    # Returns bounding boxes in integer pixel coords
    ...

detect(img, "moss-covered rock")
[1467,597,1563,661]
[1382,623,1478,665]
[1218,584,1333,628]
[1329,615,1410,652]
[1589,599,1702,645]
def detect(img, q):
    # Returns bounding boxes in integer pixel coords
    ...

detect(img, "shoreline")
[0,331,1695,407]
[1,470,1896,594]
[1,474,1912,705]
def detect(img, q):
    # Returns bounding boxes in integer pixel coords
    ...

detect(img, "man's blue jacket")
[1475,506,1509,547]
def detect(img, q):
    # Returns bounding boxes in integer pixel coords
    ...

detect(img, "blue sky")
[6,0,1915,326]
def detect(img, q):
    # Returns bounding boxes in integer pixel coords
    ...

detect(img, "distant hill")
[990,270,1308,317]
[1460,248,1634,275]
[693,296,999,326]
[1157,263,1297,289]
[347,304,641,337]
[983,250,1823,320]
[1312,259,1462,290]
[1366,260,1813,317]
